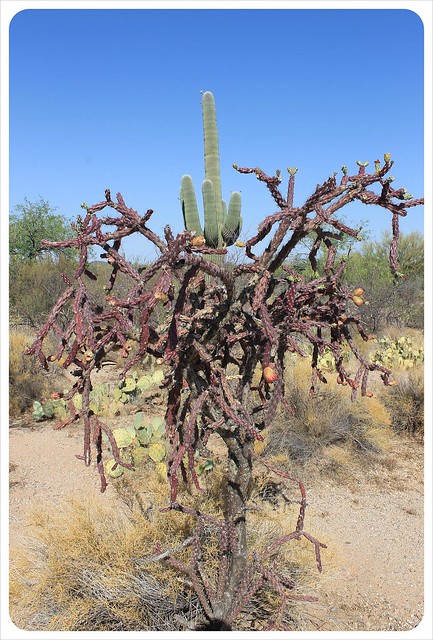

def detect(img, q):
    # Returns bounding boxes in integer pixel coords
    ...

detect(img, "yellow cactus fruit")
[154,291,169,303]
[352,295,364,307]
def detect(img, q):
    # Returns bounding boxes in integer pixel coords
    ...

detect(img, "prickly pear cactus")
[180,91,242,250]
[373,336,424,369]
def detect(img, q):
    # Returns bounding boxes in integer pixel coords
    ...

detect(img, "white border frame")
[1,2,431,639]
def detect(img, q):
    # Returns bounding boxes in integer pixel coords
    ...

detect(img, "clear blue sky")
[9,8,425,261]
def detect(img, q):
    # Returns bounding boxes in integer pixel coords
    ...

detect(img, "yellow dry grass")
[9,471,199,631]
[10,457,326,632]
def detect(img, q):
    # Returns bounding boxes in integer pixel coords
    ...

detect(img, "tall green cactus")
[180,91,242,248]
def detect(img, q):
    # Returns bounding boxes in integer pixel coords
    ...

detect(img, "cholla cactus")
[180,92,242,249]
[26,148,423,629]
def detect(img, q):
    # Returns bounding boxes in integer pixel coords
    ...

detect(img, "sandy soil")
[9,416,424,633]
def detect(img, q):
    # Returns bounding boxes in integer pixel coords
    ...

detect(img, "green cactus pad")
[151,416,165,436]
[113,427,134,449]
[122,377,137,393]
[125,424,136,437]
[43,400,55,418]
[73,394,82,410]
[89,400,100,415]
[32,401,45,420]
[137,375,153,390]
[105,459,124,478]
[132,446,148,466]
[152,369,165,385]
[148,442,166,463]
[136,429,151,445]
[113,388,123,401]
[133,412,145,428]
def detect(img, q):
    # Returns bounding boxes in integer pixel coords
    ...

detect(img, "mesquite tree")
[26,154,423,630]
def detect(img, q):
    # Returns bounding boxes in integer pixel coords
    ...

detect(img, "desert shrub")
[9,331,50,415]
[9,487,201,631]
[10,255,78,328]
[265,360,389,463]
[342,232,424,332]
[380,370,424,437]
[10,197,78,261]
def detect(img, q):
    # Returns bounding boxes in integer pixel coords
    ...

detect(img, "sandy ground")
[9,417,424,633]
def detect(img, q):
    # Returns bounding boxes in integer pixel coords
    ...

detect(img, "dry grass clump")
[263,358,392,480]
[9,478,203,631]
[379,369,424,437]
[10,460,321,631]
[121,465,326,631]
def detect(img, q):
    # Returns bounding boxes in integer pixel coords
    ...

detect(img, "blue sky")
[9,7,425,261]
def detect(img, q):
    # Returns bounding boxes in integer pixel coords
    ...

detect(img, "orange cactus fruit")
[337,314,347,326]
[192,235,206,247]
[120,343,133,358]
[263,364,278,383]
[353,287,364,297]
[364,390,374,398]
[82,349,94,363]
[352,294,364,307]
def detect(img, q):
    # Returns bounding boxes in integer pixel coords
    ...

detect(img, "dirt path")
[9,419,424,632]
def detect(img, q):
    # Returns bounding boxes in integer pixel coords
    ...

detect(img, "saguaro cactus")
[180,91,242,248]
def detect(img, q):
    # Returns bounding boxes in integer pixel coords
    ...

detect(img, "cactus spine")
[180,91,242,249]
